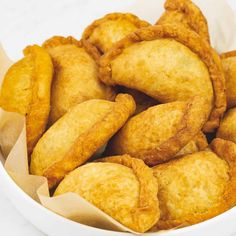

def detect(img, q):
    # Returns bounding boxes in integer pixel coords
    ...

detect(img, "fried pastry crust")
[99,24,226,132]
[43,36,114,124]
[119,87,158,114]
[157,0,210,42]
[30,94,135,188]
[106,96,210,166]
[153,138,236,229]
[54,155,159,233]
[217,107,236,143]
[221,51,236,108]
[0,45,53,155]
[176,131,208,157]
[82,13,150,53]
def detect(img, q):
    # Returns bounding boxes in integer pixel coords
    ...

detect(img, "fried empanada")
[217,108,236,143]
[82,13,150,53]
[221,51,236,108]
[54,155,160,233]
[0,45,53,155]
[176,131,208,157]
[157,0,210,42]
[30,94,135,188]
[106,97,210,166]
[42,36,114,124]
[99,24,226,132]
[153,138,236,229]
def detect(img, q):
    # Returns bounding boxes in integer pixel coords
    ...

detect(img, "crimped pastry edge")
[23,45,53,156]
[157,0,210,42]
[82,12,151,45]
[98,154,160,233]
[140,97,210,166]
[42,35,101,62]
[176,131,208,157]
[221,50,236,59]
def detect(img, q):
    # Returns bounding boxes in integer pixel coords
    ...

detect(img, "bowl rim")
[0,160,236,236]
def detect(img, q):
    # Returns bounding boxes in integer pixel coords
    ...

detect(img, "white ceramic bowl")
[0,161,236,236]
[0,1,236,235]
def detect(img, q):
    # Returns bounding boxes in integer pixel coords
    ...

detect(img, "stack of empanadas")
[1,0,236,233]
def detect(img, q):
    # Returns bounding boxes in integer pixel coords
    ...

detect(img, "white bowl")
[0,0,236,235]
[0,161,236,236]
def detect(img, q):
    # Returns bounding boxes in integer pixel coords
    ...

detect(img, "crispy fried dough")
[176,132,208,157]
[119,87,158,114]
[30,94,135,188]
[221,51,236,108]
[99,25,226,132]
[157,0,210,42]
[152,138,236,229]
[82,13,150,53]
[217,108,236,143]
[54,155,159,233]
[106,96,210,166]
[0,45,53,155]
[42,36,114,124]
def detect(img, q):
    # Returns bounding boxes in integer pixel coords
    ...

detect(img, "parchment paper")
[0,0,236,234]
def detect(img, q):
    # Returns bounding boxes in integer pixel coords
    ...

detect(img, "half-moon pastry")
[43,36,114,124]
[106,96,210,166]
[30,94,135,188]
[157,0,210,42]
[217,107,236,143]
[153,138,236,229]
[221,51,236,108]
[82,13,150,54]
[176,131,208,157]
[0,45,53,155]
[54,155,160,233]
[99,24,226,132]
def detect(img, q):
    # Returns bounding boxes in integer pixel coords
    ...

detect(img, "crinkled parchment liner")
[0,0,236,234]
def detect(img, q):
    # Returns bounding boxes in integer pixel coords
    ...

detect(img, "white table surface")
[0,0,236,235]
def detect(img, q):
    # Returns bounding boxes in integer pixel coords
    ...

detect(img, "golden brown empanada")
[99,24,226,132]
[54,155,160,233]
[221,51,236,108]
[153,138,236,229]
[157,0,210,42]
[106,97,210,166]
[30,94,135,188]
[0,45,53,155]
[217,108,236,143]
[42,36,114,124]
[82,13,150,54]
